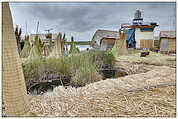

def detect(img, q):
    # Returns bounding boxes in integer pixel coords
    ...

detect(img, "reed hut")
[2,2,30,116]
[91,29,119,51]
[20,35,31,58]
[117,29,128,56]
[100,38,116,51]
[43,45,51,56]
[159,31,176,53]
[28,35,42,59]
[110,29,128,57]
[49,32,62,57]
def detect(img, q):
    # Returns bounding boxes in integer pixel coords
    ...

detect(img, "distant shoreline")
[66,41,90,45]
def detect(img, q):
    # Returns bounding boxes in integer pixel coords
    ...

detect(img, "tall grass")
[70,55,102,87]
[22,57,45,81]
[22,51,115,87]
[84,51,115,69]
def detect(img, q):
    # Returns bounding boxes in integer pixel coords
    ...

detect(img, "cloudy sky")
[9,2,176,41]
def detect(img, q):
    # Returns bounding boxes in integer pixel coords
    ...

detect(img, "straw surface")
[117,51,176,67]
[2,2,30,117]
[29,65,176,117]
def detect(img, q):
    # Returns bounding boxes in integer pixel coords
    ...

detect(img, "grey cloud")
[9,2,176,41]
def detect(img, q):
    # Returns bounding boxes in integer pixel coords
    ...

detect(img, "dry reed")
[117,51,176,67]
[28,66,176,117]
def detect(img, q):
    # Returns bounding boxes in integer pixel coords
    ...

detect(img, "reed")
[69,36,80,54]
[22,51,114,87]
[20,35,31,58]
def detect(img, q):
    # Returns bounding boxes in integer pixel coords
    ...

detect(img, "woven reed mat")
[2,2,31,117]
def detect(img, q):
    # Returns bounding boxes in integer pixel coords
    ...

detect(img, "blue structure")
[132,18,143,25]
[127,29,136,49]
[140,28,154,32]
[121,10,158,49]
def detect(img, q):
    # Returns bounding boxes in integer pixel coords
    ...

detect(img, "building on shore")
[29,33,58,44]
[28,34,58,56]
[121,10,158,49]
[91,10,158,51]
[91,29,119,51]
[159,31,176,53]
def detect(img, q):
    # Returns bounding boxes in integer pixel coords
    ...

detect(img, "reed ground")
[27,51,176,117]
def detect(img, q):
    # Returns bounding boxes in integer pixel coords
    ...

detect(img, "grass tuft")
[22,51,114,87]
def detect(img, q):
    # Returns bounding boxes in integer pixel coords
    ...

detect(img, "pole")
[25,21,27,35]
[36,21,39,34]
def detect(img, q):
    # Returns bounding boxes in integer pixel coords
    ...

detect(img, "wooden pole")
[36,21,39,34]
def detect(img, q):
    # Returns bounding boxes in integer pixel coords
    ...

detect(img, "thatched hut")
[91,29,119,51]
[159,31,176,53]
[49,32,62,57]
[100,37,116,51]
[20,35,31,58]
[27,35,42,59]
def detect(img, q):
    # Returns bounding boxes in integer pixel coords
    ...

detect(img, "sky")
[9,2,176,41]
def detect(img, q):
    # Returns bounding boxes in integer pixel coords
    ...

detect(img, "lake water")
[66,45,91,51]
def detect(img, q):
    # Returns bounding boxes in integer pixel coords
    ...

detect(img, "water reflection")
[66,45,91,51]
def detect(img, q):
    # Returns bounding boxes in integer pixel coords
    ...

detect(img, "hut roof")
[159,31,176,39]
[91,29,119,49]
[101,37,117,40]
[93,29,119,39]
[121,22,158,29]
